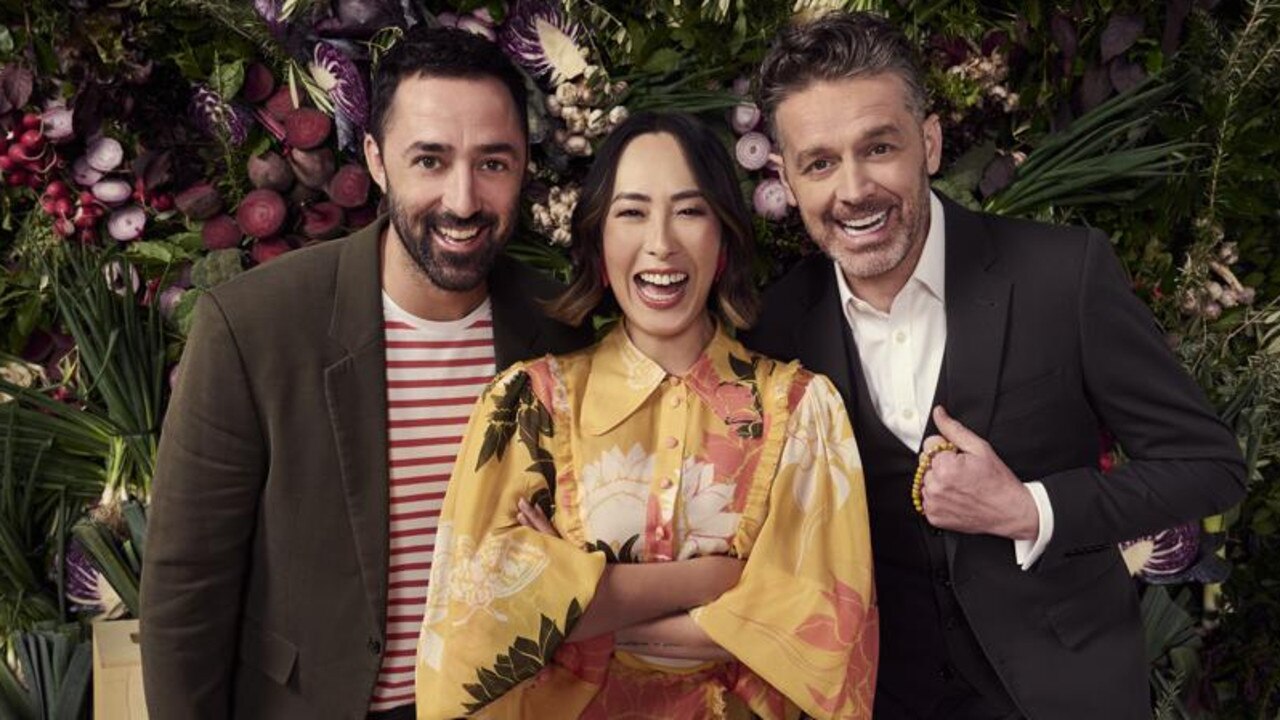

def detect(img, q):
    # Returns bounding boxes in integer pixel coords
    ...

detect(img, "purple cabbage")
[312,41,369,133]
[500,0,588,83]
[254,0,287,34]
[65,541,104,614]
[189,84,254,145]
[1121,522,1200,582]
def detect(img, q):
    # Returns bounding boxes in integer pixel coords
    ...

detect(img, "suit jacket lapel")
[939,197,1010,565]
[796,259,857,407]
[489,256,543,371]
[325,218,391,629]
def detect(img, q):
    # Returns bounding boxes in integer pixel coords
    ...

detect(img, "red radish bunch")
[0,113,58,191]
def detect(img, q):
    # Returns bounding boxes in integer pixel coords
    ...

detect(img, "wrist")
[1007,483,1040,540]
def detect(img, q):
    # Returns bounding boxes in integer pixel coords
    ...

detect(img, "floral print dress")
[415,325,878,719]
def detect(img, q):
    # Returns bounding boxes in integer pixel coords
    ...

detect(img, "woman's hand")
[516,497,561,538]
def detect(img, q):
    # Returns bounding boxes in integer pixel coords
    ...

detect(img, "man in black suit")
[743,12,1245,719]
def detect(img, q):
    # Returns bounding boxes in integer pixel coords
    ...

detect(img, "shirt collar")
[835,190,947,316]
[580,323,762,436]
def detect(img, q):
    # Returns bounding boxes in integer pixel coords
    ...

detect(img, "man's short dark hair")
[757,11,929,140]
[368,25,529,145]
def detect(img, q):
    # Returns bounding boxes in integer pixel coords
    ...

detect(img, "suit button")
[929,527,943,537]
[934,569,951,587]
[368,638,382,655]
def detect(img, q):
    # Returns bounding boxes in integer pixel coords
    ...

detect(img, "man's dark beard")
[387,189,508,292]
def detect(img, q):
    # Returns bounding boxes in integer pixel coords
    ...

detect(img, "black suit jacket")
[743,195,1245,719]
[140,217,592,719]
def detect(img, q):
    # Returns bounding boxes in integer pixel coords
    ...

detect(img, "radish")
[21,113,41,131]
[174,182,224,220]
[243,62,276,103]
[107,205,147,241]
[235,188,288,238]
[289,147,336,189]
[326,164,370,208]
[85,136,124,172]
[248,151,295,192]
[92,179,133,205]
[735,132,771,171]
[284,108,332,149]
[302,201,345,239]
[201,214,243,250]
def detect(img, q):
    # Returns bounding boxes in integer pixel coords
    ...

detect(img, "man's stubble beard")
[386,185,511,292]
[825,168,932,282]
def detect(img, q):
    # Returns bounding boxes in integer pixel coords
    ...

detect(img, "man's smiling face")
[367,74,527,292]
[773,73,941,289]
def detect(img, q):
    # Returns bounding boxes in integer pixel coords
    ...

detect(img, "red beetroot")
[251,237,291,265]
[284,108,332,150]
[326,164,370,208]
[248,151,295,192]
[235,188,288,237]
[345,203,377,231]
[302,201,345,240]
[174,182,224,220]
[289,147,336,189]
[201,214,243,250]
[243,63,276,103]
[264,86,297,121]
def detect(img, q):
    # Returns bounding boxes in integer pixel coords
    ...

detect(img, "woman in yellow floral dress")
[415,112,877,719]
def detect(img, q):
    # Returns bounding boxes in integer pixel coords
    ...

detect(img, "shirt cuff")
[1013,481,1054,570]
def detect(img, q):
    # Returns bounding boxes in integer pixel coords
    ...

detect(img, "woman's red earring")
[714,249,727,282]
[600,259,610,288]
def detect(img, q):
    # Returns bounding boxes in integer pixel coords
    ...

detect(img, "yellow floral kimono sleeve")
[692,374,879,719]
[415,364,607,719]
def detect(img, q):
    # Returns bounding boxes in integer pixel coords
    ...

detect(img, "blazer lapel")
[796,259,857,407]
[939,197,1010,566]
[489,256,543,371]
[324,218,391,628]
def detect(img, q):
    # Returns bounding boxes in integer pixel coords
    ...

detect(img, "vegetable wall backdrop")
[0,0,1278,717]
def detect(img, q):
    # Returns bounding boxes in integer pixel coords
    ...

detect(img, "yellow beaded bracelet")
[911,441,957,514]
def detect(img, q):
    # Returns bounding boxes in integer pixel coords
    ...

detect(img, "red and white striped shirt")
[369,293,495,712]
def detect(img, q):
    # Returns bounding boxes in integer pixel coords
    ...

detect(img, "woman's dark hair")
[546,111,759,330]
[368,25,528,146]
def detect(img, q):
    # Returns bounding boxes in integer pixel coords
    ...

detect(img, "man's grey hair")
[757,11,930,141]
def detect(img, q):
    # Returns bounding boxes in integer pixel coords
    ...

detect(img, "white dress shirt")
[835,191,1053,569]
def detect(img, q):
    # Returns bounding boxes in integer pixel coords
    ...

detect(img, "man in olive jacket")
[139,28,590,720]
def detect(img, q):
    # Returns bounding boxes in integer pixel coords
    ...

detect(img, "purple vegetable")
[103,260,141,296]
[435,11,459,27]
[65,541,104,614]
[753,178,789,220]
[459,16,497,41]
[91,179,133,206]
[254,0,286,33]
[248,151,295,192]
[174,182,224,221]
[312,41,369,131]
[731,76,751,97]
[72,157,105,186]
[189,84,254,145]
[735,131,771,171]
[85,136,124,173]
[1125,523,1200,581]
[107,205,147,242]
[158,285,186,320]
[500,0,588,83]
[731,103,761,135]
[41,106,74,142]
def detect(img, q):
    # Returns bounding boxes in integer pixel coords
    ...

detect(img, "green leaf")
[211,58,246,100]
[0,27,14,55]
[641,48,683,75]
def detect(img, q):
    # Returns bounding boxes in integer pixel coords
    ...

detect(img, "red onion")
[752,178,790,220]
[735,131,771,171]
[72,157,104,186]
[91,179,133,206]
[158,285,186,320]
[731,76,751,96]
[107,205,147,241]
[41,107,74,142]
[458,16,497,41]
[731,103,762,135]
[85,136,124,173]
